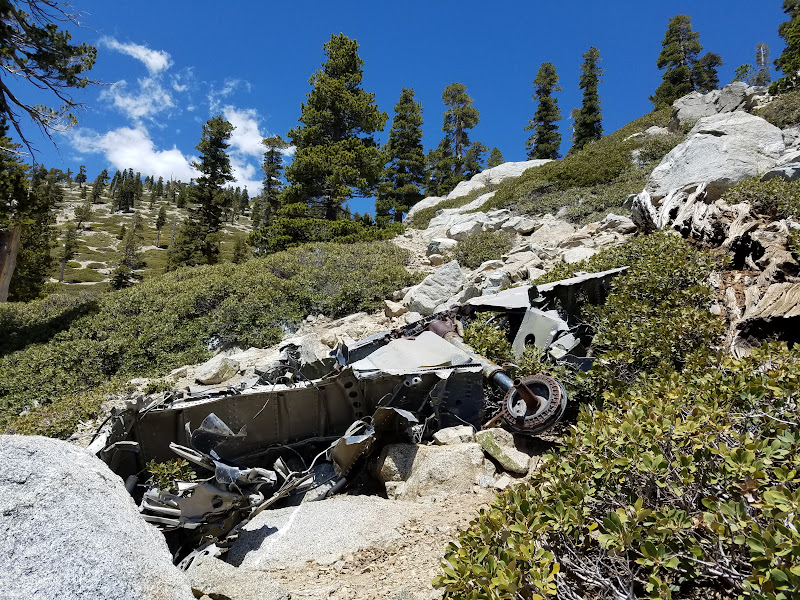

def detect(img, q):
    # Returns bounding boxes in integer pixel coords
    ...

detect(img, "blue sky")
[14,1,787,215]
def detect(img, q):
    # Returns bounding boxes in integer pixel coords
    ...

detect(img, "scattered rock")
[433,425,476,445]
[426,238,458,256]
[448,220,483,241]
[428,253,445,266]
[377,443,488,500]
[384,299,409,318]
[562,247,598,264]
[195,354,240,385]
[404,261,466,316]
[597,213,637,235]
[476,429,531,475]
[0,435,194,600]
[528,218,576,249]
[187,556,290,600]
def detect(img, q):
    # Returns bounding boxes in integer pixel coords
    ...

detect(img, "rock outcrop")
[0,435,194,600]
[668,82,765,131]
[646,112,785,202]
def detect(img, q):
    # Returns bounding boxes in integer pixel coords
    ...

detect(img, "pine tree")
[463,141,488,178]
[774,1,800,93]
[426,139,459,197]
[75,165,86,188]
[283,34,387,221]
[526,63,562,160]
[169,116,234,268]
[74,198,92,229]
[231,237,249,264]
[261,135,288,223]
[442,83,480,176]
[487,147,504,168]
[58,224,78,283]
[1,121,54,301]
[651,15,723,108]
[376,88,426,225]
[155,205,167,247]
[572,47,604,152]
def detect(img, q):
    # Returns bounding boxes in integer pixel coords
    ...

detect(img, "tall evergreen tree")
[425,139,458,197]
[572,47,604,152]
[774,2,800,93]
[526,63,562,160]
[75,165,86,188]
[376,88,426,225]
[1,121,53,301]
[487,147,504,168]
[463,141,488,179]
[442,83,480,176]
[260,135,288,224]
[283,34,387,221]
[58,224,78,283]
[651,15,723,108]
[169,116,234,268]
[155,205,167,247]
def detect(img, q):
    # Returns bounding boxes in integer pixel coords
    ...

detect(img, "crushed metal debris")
[88,268,627,564]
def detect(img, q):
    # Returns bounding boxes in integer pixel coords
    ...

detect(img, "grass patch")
[723,176,800,220]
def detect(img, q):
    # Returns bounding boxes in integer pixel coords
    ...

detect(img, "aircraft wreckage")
[89,267,627,563]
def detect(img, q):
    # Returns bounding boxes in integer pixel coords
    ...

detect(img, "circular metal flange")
[500,373,567,435]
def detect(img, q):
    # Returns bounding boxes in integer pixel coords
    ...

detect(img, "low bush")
[436,233,800,600]
[0,241,418,436]
[454,231,514,269]
[406,187,495,230]
[248,217,403,254]
[755,90,800,128]
[724,177,800,220]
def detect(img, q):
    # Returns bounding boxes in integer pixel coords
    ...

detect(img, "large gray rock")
[403,260,466,316]
[669,82,763,130]
[187,556,289,600]
[0,435,194,600]
[647,112,785,201]
[229,495,423,569]
[448,219,484,241]
[195,354,240,385]
[427,237,458,256]
[433,425,476,445]
[377,442,489,500]
[528,217,576,249]
[562,246,598,264]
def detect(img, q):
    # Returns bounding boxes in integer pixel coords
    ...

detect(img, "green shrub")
[724,176,800,220]
[146,458,197,492]
[454,231,514,269]
[636,132,683,164]
[435,344,800,600]
[248,217,403,255]
[755,90,800,128]
[1,241,418,436]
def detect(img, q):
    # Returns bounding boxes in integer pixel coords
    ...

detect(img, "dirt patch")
[261,489,494,600]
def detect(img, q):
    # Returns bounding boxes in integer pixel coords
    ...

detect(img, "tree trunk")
[59,259,66,283]
[0,224,23,302]
[156,228,161,248]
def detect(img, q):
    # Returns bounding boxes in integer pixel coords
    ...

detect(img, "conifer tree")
[283,34,387,221]
[526,63,562,160]
[774,2,800,94]
[425,139,458,197]
[651,15,723,108]
[260,135,288,223]
[1,121,53,301]
[376,88,426,225]
[572,47,604,152]
[487,147,504,168]
[75,165,86,188]
[442,83,480,176]
[155,205,167,247]
[74,198,91,230]
[463,141,488,178]
[169,116,234,268]
[58,224,78,283]
[231,237,249,263]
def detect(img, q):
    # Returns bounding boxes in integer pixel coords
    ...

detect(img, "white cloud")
[228,156,262,196]
[222,106,265,157]
[208,79,251,111]
[101,37,172,75]
[100,78,174,121]
[69,126,198,181]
